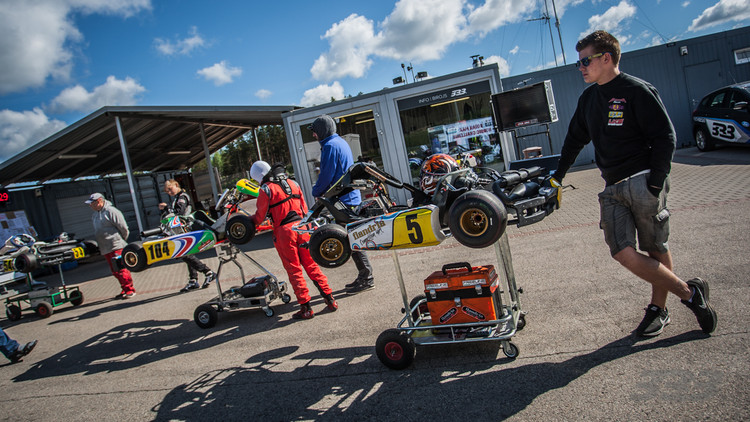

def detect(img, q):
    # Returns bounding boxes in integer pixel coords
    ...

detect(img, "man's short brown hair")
[576,30,621,66]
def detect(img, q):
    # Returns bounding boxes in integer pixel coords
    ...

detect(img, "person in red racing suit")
[250,161,337,320]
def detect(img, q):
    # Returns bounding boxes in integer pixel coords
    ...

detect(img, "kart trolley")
[4,262,84,321]
[193,242,291,329]
[375,231,525,369]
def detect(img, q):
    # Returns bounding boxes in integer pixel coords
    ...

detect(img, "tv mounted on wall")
[490,80,558,131]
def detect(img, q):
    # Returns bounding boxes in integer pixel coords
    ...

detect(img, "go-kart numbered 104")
[294,161,513,269]
[118,178,261,272]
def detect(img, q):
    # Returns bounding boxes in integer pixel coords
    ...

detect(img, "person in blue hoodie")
[310,115,374,293]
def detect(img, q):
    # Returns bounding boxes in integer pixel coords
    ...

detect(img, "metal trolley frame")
[193,242,291,329]
[375,231,525,369]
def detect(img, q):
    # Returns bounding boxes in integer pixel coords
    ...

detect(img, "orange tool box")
[423,262,500,325]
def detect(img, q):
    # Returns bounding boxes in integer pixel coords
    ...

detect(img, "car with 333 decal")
[692,81,750,151]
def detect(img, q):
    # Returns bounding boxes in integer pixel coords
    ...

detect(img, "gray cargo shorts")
[598,173,670,257]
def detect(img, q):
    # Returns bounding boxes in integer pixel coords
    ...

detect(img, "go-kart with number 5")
[118,178,260,272]
[294,159,508,269]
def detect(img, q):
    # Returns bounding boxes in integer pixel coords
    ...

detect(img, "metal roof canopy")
[0,105,297,234]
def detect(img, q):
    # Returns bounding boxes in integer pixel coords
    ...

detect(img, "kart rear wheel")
[13,252,38,273]
[308,224,351,268]
[227,215,256,244]
[6,305,22,321]
[194,304,218,329]
[69,289,84,306]
[376,329,415,370]
[448,190,508,249]
[35,302,53,318]
[120,242,147,272]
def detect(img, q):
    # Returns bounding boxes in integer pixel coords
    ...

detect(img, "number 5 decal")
[405,214,423,244]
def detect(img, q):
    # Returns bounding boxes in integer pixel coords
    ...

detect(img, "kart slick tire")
[226,215,255,245]
[448,189,508,249]
[309,224,351,268]
[13,252,38,273]
[120,242,148,272]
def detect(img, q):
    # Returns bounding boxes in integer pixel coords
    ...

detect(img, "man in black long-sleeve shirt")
[553,30,717,338]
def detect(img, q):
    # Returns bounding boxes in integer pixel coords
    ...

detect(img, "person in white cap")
[249,161,337,320]
[86,193,136,299]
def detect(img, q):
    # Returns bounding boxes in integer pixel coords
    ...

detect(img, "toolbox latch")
[453,297,461,307]
[429,289,437,299]
[474,285,482,295]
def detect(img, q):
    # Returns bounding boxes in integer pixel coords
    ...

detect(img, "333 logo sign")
[707,120,739,141]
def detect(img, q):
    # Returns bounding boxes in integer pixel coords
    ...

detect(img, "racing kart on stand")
[2,233,98,320]
[490,166,562,227]
[119,178,260,272]
[294,161,509,268]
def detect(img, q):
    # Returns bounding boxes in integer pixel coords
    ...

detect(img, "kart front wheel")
[448,190,508,249]
[227,215,256,244]
[120,242,148,272]
[308,224,351,268]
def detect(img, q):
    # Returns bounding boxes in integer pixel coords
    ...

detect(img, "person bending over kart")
[159,179,216,292]
[250,161,337,320]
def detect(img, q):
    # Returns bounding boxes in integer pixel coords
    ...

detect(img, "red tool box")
[423,262,500,325]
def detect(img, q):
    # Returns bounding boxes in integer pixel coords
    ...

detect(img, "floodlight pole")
[253,126,262,161]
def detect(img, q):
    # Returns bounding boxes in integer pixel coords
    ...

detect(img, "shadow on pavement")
[152,331,709,420]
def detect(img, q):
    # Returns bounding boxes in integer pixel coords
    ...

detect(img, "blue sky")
[1,0,749,163]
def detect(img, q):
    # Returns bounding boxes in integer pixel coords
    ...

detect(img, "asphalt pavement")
[1,146,748,421]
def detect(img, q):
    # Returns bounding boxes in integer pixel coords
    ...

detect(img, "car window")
[729,89,750,108]
[708,91,727,108]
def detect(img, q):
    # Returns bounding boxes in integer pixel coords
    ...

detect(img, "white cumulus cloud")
[48,76,146,113]
[255,89,272,100]
[579,0,637,44]
[154,26,206,56]
[0,108,68,162]
[197,61,242,86]
[483,55,511,77]
[0,0,151,95]
[689,0,750,32]
[299,82,345,107]
[310,14,377,81]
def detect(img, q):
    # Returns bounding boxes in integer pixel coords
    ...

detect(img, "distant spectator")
[86,193,136,299]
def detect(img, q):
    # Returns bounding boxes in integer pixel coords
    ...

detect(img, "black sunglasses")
[575,52,607,68]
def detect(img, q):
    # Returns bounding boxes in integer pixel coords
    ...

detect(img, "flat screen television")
[491,80,558,131]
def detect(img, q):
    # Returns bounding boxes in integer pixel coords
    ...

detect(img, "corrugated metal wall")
[499,26,750,167]
[1,171,190,243]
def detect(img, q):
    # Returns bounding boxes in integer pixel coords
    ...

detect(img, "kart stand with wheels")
[4,263,84,321]
[193,242,291,329]
[375,231,525,370]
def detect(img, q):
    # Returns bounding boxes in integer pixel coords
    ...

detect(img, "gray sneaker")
[180,280,200,293]
[634,305,670,337]
[201,271,216,289]
[681,277,717,334]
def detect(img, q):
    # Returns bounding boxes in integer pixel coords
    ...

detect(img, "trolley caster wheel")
[516,314,526,331]
[281,294,292,304]
[503,342,520,359]
[69,290,84,307]
[194,304,218,329]
[263,307,275,317]
[376,329,415,370]
[35,302,53,318]
[6,305,22,321]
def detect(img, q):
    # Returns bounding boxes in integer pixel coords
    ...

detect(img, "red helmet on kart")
[419,153,459,195]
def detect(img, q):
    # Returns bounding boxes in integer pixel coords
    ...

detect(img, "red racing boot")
[323,293,338,312]
[292,302,314,320]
